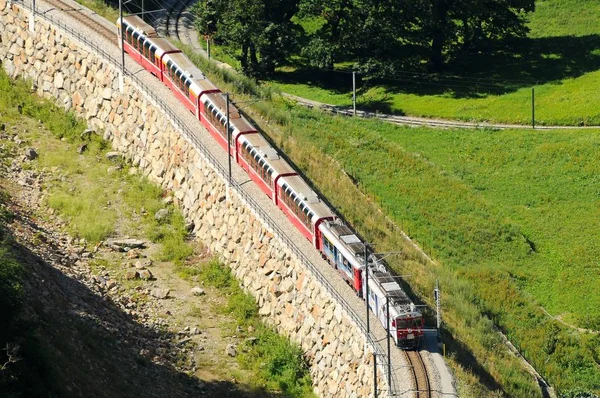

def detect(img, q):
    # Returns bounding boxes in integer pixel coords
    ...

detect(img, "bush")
[196,258,314,397]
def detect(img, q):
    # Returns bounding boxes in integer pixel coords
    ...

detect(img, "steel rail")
[406,350,432,398]
[14,0,404,394]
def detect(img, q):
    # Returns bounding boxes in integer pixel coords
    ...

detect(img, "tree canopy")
[193,0,535,77]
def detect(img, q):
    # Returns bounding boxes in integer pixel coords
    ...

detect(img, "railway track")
[19,1,438,395]
[41,0,116,43]
[285,93,600,130]
[161,0,195,41]
[406,349,432,398]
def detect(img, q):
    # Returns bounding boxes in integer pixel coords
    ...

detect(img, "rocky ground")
[0,119,281,397]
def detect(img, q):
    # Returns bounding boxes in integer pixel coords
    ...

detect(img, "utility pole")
[364,243,370,337]
[119,0,125,93]
[531,87,535,129]
[207,36,211,59]
[386,296,391,390]
[29,0,35,32]
[373,352,378,398]
[226,92,231,200]
[435,279,441,340]
[352,71,356,117]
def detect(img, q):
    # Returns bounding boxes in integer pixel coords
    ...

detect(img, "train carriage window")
[132,32,140,50]
[166,60,173,79]
[265,167,273,186]
[342,257,350,271]
[242,143,252,163]
[261,163,268,180]
[184,80,191,97]
[142,40,150,59]
[126,27,133,44]
[174,70,183,90]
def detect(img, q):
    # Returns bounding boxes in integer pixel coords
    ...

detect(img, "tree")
[193,0,301,77]
[426,0,535,71]
[297,0,358,69]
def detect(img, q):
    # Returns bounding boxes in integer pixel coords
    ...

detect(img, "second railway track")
[41,0,116,43]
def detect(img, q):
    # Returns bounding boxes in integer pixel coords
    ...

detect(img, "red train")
[117,15,424,348]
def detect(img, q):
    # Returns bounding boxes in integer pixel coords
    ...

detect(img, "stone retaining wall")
[0,2,387,397]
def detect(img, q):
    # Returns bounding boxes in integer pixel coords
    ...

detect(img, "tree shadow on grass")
[1,226,284,398]
[275,34,600,108]
[273,67,357,96]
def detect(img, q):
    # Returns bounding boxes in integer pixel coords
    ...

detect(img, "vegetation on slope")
[176,45,600,395]
[179,259,314,397]
[0,69,314,397]
[55,0,600,393]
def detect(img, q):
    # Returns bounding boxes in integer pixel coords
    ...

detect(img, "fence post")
[531,87,535,129]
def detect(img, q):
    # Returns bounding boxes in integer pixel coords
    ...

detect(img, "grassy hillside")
[528,0,600,38]
[173,45,600,394]
[280,106,600,394]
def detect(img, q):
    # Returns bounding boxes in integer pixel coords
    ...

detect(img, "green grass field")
[271,103,600,393]
[179,38,600,392]
[267,0,600,126]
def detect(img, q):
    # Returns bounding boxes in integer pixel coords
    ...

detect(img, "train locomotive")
[117,15,424,348]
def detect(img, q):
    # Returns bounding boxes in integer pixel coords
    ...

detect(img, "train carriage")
[117,16,180,78]
[319,222,364,292]
[364,268,424,348]
[276,175,335,248]
[237,134,297,198]
[199,93,257,153]
[162,53,220,116]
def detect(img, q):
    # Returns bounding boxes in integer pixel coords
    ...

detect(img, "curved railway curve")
[10,0,453,395]
[406,350,432,398]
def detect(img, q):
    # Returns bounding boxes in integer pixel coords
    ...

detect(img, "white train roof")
[201,93,256,134]
[277,175,335,220]
[162,52,219,97]
[367,268,421,318]
[119,17,179,56]
[119,15,157,37]
[239,134,297,176]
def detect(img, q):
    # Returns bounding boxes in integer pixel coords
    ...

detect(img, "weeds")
[196,259,315,397]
